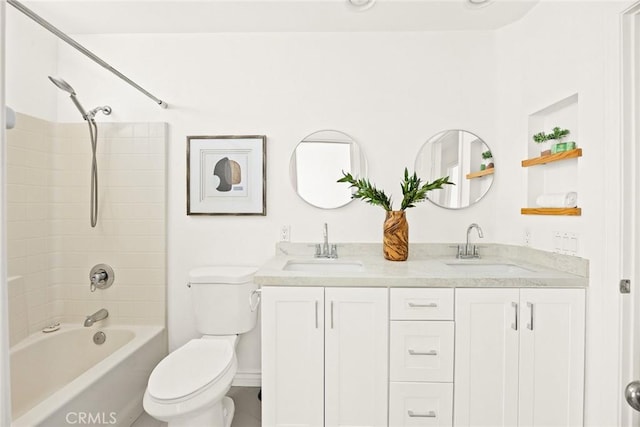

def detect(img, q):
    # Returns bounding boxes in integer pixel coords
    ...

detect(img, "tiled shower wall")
[7,113,166,346]
[6,115,55,345]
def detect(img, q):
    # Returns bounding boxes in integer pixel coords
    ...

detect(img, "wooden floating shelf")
[521,207,582,216]
[521,148,582,167]
[466,168,495,179]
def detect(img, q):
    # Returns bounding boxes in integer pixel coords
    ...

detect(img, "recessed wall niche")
[523,93,581,215]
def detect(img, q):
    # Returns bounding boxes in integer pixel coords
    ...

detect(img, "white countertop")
[254,243,589,288]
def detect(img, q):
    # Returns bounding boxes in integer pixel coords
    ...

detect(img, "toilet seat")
[147,338,234,403]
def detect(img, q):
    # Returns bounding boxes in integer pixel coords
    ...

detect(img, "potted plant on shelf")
[533,126,572,156]
[481,150,494,170]
[338,169,453,261]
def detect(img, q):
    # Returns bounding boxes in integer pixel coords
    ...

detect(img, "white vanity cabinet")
[261,286,389,427]
[454,288,585,427]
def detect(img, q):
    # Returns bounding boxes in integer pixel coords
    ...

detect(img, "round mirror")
[290,130,367,209]
[415,129,494,209]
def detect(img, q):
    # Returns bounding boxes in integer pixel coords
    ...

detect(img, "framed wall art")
[187,135,266,215]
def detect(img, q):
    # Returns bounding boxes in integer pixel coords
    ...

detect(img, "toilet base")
[166,396,235,427]
[222,396,235,427]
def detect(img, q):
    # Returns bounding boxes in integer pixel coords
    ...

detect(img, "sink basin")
[445,263,533,274]
[284,259,365,273]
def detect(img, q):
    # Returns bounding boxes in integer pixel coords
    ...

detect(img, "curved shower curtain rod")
[7,0,168,109]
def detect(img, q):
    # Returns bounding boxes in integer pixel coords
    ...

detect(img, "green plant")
[533,127,570,144]
[548,127,570,140]
[482,150,493,160]
[533,132,548,143]
[337,168,454,212]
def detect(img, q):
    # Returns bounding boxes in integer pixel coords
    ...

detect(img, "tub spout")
[84,308,109,327]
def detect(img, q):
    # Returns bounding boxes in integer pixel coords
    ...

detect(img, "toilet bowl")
[143,266,259,427]
[143,336,238,427]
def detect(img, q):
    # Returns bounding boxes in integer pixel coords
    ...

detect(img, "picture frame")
[187,135,266,215]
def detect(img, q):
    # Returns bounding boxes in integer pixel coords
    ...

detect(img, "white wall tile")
[133,123,150,138]
[148,124,166,139]
[7,114,166,345]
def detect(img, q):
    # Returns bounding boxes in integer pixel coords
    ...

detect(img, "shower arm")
[7,0,168,109]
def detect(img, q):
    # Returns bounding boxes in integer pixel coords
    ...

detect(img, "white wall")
[5,7,57,121]
[1,2,13,426]
[50,31,499,372]
[494,1,631,424]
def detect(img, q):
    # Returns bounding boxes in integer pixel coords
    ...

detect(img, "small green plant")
[338,168,454,212]
[533,132,549,143]
[533,127,570,143]
[548,127,570,140]
[482,150,493,160]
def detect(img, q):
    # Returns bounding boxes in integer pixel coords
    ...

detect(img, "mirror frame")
[415,129,494,210]
[289,129,367,210]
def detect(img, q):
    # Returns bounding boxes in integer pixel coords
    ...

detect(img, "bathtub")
[10,324,166,427]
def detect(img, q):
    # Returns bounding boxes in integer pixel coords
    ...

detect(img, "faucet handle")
[315,244,322,257]
[330,244,338,258]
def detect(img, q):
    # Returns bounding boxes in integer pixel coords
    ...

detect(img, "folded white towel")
[536,192,578,208]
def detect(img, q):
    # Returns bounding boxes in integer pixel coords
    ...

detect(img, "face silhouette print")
[213,157,242,192]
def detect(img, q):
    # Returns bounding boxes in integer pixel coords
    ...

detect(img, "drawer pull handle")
[408,302,438,308]
[408,410,436,418]
[408,349,438,356]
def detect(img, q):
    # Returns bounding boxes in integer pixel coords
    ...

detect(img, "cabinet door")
[325,287,388,427]
[454,288,520,427]
[518,288,585,427]
[261,286,325,427]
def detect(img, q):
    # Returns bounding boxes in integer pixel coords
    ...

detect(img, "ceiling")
[16,0,540,34]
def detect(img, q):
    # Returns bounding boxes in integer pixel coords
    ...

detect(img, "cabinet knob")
[625,381,640,412]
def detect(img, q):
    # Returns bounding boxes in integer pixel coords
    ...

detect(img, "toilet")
[143,266,259,427]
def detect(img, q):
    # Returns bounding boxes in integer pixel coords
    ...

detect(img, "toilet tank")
[188,266,259,335]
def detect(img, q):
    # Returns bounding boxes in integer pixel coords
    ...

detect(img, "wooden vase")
[383,210,408,261]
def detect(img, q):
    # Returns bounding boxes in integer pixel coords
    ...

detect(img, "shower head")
[48,76,76,95]
[48,76,112,121]
[48,76,91,120]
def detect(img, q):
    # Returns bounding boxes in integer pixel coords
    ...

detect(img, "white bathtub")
[10,324,166,427]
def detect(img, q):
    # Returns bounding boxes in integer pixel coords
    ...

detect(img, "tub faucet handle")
[90,271,106,292]
[89,264,115,292]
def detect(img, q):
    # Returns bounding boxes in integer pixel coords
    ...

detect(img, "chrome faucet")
[457,223,484,259]
[315,223,338,258]
[84,308,109,327]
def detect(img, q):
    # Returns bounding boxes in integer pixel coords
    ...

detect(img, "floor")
[132,386,261,427]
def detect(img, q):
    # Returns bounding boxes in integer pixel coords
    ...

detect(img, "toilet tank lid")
[189,266,258,284]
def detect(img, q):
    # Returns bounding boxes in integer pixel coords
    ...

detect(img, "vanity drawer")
[390,288,454,320]
[390,321,454,382]
[389,382,453,427]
